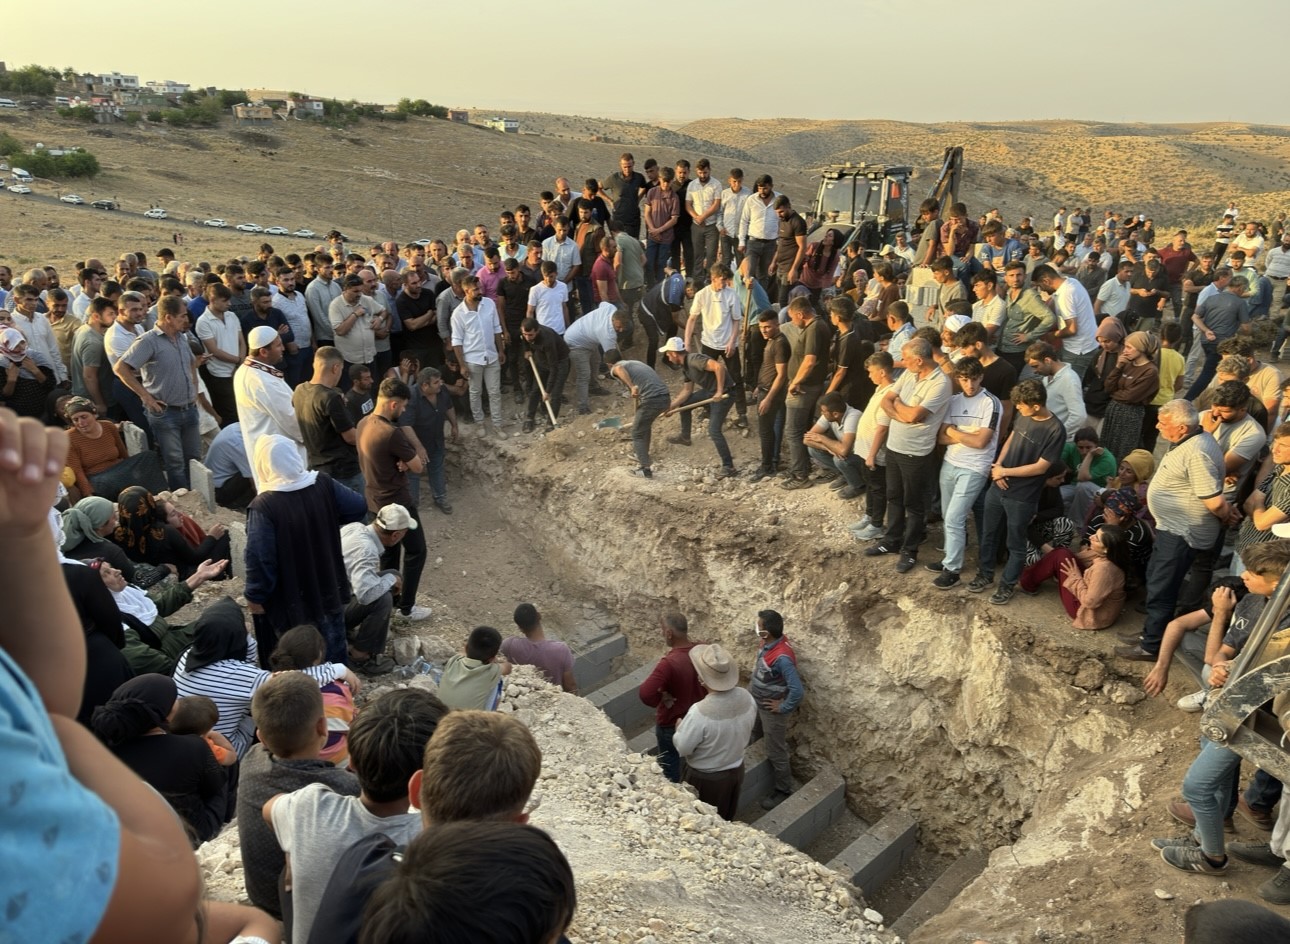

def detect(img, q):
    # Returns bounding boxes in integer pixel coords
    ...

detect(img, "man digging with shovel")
[605,350,670,478]
[661,336,737,479]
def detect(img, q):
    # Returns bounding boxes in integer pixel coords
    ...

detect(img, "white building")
[146,80,190,96]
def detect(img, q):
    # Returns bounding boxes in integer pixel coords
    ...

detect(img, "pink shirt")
[499,635,574,687]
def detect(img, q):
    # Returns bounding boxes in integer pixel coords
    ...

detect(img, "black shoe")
[1114,644,1159,662]
[933,571,961,590]
[864,543,896,557]
[630,468,653,478]
[759,790,791,811]
[896,554,917,574]
[837,485,863,500]
[781,476,813,490]
[747,466,772,483]
[828,477,848,491]
[925,562,945,573]
[1229,841,1286,868]
[522,419,535,432]
[434,499,453,515]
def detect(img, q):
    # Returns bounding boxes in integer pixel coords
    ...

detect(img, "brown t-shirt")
[356,413,416,512]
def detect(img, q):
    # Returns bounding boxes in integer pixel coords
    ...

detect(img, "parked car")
[235,222,263,233]
[203,218,229,228]
[293,228,316,238]
[9,184,31,194]
[412,238,432,247]
[264,226,289,236]
[91,199,119,210]
[143,207,168,219]
[0,99,17,109]
[60,194,85,205]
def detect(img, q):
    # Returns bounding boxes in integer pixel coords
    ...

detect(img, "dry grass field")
[2,109,1289,274]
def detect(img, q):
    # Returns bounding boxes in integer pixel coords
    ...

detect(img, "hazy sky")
[10,0,1290,124]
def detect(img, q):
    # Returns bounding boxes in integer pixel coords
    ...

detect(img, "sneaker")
[896,554,917,574]
[967,573,993,593]
[747,466,772,484]
[397,605,434,622]
[781,477,813,490]
[715,466,738,479]
[1260,866,1290,905]
[1229,841,1286,867]
[851,524,885,541]
[1151,834,1199,851]
[1114,644,1159,662]
[577,406,592,415]
[759,790,791,811]
[1176,690,1207,713]
[990,583,1017,605]
[837,485,863,500]
[815,469,840,483]
[630,468,653,478]
[666,434,692,446]
[864,543,897,558]
[1160,844,1228,875]
[523,419,535,433]
[848,515,872,532]
[475,425,488,439]
[828,477,848,491]
[933,571,961,590]
[734,414,749,429]
[925,562,945,573]
[434,499,453,515]
[1237,797,1276,831]
[353,653,396,676]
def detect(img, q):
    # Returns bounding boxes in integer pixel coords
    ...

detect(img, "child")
[169,695,237,767]
[270,624,355,769]
[438,626,512,711]
[237,672,359,920]
[264,689,447,944]
[1147,321,1186,450]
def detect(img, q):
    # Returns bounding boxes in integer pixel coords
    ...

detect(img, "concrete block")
[585,663,655,731]
[753,766,845,851]
[189,459,216,512]
[889,850,988,941]
[828,811,918,894]
[627,727,659,756]
[573,632,628,692]
[736,738,773,815]
[227,520,247,580]
[121,421,148,456]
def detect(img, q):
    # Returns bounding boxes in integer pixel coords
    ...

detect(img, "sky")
[7,0,1290,125]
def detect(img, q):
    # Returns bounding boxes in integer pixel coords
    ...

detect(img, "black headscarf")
[89,674,177,747]
[183,597,249,673]
[114,486,165,556]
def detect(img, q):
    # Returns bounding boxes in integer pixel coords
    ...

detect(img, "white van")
[55,96,71,106]
[11,168,32,183]
[0,99,17,109]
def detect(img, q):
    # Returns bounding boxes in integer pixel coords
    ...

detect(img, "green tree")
[68,105,94,123]
[0,65,56,96]
[215,89,248,109]
[61,151,100,179]
[180,90,201,106]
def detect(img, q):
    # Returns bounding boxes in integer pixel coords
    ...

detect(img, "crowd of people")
[5,151,1290,938]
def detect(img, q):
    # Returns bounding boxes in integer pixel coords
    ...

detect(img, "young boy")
[237,673,359,919]
[306,710,546,944]
[264,688,447,943]
[170,695,237,767]
[438,626,512,710]
[1151,540,1290,877]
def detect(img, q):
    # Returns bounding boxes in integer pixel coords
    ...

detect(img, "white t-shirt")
[194,310,242,378]
[271,783,421,944]
[812,404,862,446]
[856,382,891,465]
[972,295,1006,331]
[528,281,569,335]
[943,390,1002,475]
[689,284,742,350]
[1053,278,1098,355]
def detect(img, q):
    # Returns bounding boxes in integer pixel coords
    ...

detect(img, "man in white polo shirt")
[450,275,507,438]
[684,263,748,429]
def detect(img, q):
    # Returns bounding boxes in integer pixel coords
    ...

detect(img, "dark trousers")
[631,394,670,471]
[881,450,938,556]
[679,390,733,467]
[692,225,719,276]
[861,461,887,526]
[574,276,595,316]
[978,486,1039,586]
[345,590,393,657]
[200,368,237,428]
[670,226,695,276]
[638,301,673,369]
[785,384,823,478]
[656,723,681,782]
[756,395,786,471]
[646,241,671,286]
[214,473,256,511]
[503,327,527,390]
[1183,342,1221,402]
[284,345,312,388]
[1177,525,1230,614]
[379,505,427,613]
[745,238,775,287]
[527,359,570,423]
[1139,529,1200,654]
[112,376,154,447]
[719,233,744,272]
[700,343,748,416]
[684,764,745,821]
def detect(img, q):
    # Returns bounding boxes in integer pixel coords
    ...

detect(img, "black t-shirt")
[344,388,374,427]
[293,382,359,477]
[641,283,677,333]
[758,333,791,395]
[788,318,830,387]
[996,413,1065,504]
[682,352,718,394]
[356,413,415,511]
[498,271,536,328]
[774,212,807,271]
[671,179,693,236]
[567,195,611,226]
[394,288,439,358]
[607,171,647,230]
[1127,268,1169,324]
[832,330,876,409]
[981,357,1018,406]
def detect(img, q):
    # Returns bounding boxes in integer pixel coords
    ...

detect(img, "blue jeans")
[757,397,786,471]
[147,404,202,490]
[1182,738,1241,856]
[408,445,447,505]
[333,470,366,497]
[940,464,990,573]
[1139,529,1199,654]
[655,724,681,783]
[284,344,312,388]
[574,276,594,317]
[679,389,733,467]
[979,486,1038,586]
[808,446,864,488]
[1184,342,1221,401]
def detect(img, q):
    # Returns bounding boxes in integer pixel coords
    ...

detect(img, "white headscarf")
[112,583,159,626]
[48,484,80,565]
[253,434,318,493]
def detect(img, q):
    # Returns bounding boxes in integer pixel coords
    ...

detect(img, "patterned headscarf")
[1103,487,1143,520]
[114,486,165,555]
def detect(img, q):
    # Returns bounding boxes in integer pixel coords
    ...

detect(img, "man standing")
[661,336,736,478]
[643,168,680,287]
[572,202,605,315]
[749,608,803,810]
[305,252,341,348]
[749,310,791,483]
[235,325,306,488]
[1186,274,1250,400]
[71,296,118,416]
[638,611,705,783]
[1158,231,1199,321]
[527,261,571,337]
[605,153,649,238]
[339,505,413,675]
[273,265,312,387]
[519,317,571,432]
[1118,400,1237,663]
[356,378,431,623]
[114,295,208,490]
[398,367,459,514]
[195,284,245,428]
[718,168,750,271]
[451,275,507,438]
[605,349,670,478]
[328,274,380,382]
[497,259,536,398]
[864,338,953,572]
[501,603,576,693]
[293,346,363,493]
[104,290,148,432]
[770,195,808,306]
[1263,232,1290,317]
[684,264,748,429]
[395,268,443,369]
[563,301,624,416]
[1032,264,1099,380]
[687,159,722,281]
[738,175,780,289]
[540,217,582,301]
[674,643,757,821]
[1025,342,1087,439]
[1095,261,1134,321]
[780,296,831,488]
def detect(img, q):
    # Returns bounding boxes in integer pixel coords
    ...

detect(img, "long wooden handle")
[673,393,728,415]
[529,357,558,427]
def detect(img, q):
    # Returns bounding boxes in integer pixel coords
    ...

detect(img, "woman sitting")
[1094,448,1156,529]
[173,597,358,758]
[89,674,229,847]
[1084,487,1154,587]
[61,495,161,586]
[1020,524,1132,630]
[111,486,231,580]
[63,396,167,500]
[267,624,356,768]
